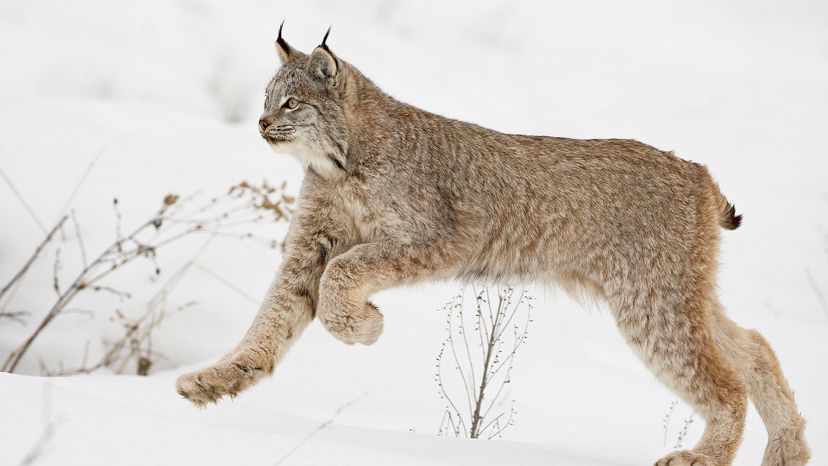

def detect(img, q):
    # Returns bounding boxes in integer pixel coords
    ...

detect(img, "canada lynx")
[176,25,809,466]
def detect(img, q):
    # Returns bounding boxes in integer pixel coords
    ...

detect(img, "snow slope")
[1,1,827,465]
[1,372,627,466]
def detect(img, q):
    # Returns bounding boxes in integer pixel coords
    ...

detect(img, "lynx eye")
[285,97,299,110]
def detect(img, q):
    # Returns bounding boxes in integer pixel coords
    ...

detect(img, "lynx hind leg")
[712,312,810,466]
[612,294,748,466]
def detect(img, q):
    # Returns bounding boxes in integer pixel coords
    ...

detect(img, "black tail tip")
[722,204,742,230]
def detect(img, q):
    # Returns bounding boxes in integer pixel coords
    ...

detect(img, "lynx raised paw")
[176,350,271,407]
[319,301,384,345]
[654,450,712,466]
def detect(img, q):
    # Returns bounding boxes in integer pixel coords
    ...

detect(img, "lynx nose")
[258,115,274,134]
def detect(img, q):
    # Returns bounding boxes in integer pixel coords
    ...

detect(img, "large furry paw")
[175,351,271,407]
[319,301,384,346]
[654,450,713,466]
[762,421,810,466]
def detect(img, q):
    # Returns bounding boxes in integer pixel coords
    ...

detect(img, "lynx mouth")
[264,134,292,144]
[261,125,295,144]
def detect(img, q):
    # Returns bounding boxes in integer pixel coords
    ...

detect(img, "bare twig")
[805,268,828,320]
[436,285,532,439]
[436,308,470,437]
[18,419,60,466]
[90,285,132,300]
[486,400,516,440]
[662,400,678,446]
[55,235,215,376]
[468,288,505,438]
[113,198,124,251]
[54,146,105,223]
[674,413,695,449]
[52,249,62,297]
[274,394,366,465]
[0,310,29,325]
[70,210,88,269]
[0,215,68,305]
[194,262,259,304]
[19,384,61,466]
[448,300,476,416]
[2,181,293,373]
[0,168,46,234]
[1,147,103,311]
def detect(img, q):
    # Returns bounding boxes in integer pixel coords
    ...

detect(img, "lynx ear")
[275,20,298,64]
[307,27,339,85]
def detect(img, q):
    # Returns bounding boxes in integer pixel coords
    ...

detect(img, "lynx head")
[260,23,352,178]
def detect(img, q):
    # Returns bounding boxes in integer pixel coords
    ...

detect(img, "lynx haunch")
[176,25,809,466]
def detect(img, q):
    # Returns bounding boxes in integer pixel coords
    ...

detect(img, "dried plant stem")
[662,400,678,446]
[57,236,216,376]
[0,215,68,305]
[3,222,204,373]
[468,290,504,438]
[4,269,84,372]
[274,394,365,466]
[675,413,695,449]
[805,268,828,320]
[0,168,47,234]
[19,385,61,466]
[194,262,258,304]
[437,286,533,439]
[54,146,105,223]
[0,310,28,325]
[2,180,294,373]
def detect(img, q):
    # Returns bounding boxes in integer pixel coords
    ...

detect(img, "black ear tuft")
[317,26,336,62]
[276,20,288,52]
[275,20,296,64]
[321,26,332,50]
[307,26,339,83]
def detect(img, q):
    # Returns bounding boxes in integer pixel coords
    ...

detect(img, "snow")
[1,372,628,466]
[1,1,827,465]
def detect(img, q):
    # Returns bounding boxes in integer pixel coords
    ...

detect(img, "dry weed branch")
[2,180,294,373]
[436,285,533,439]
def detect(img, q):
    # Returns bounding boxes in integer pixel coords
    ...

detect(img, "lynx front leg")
[176,187,345,406]
[318,241,440,345]
[175,275,315,407]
